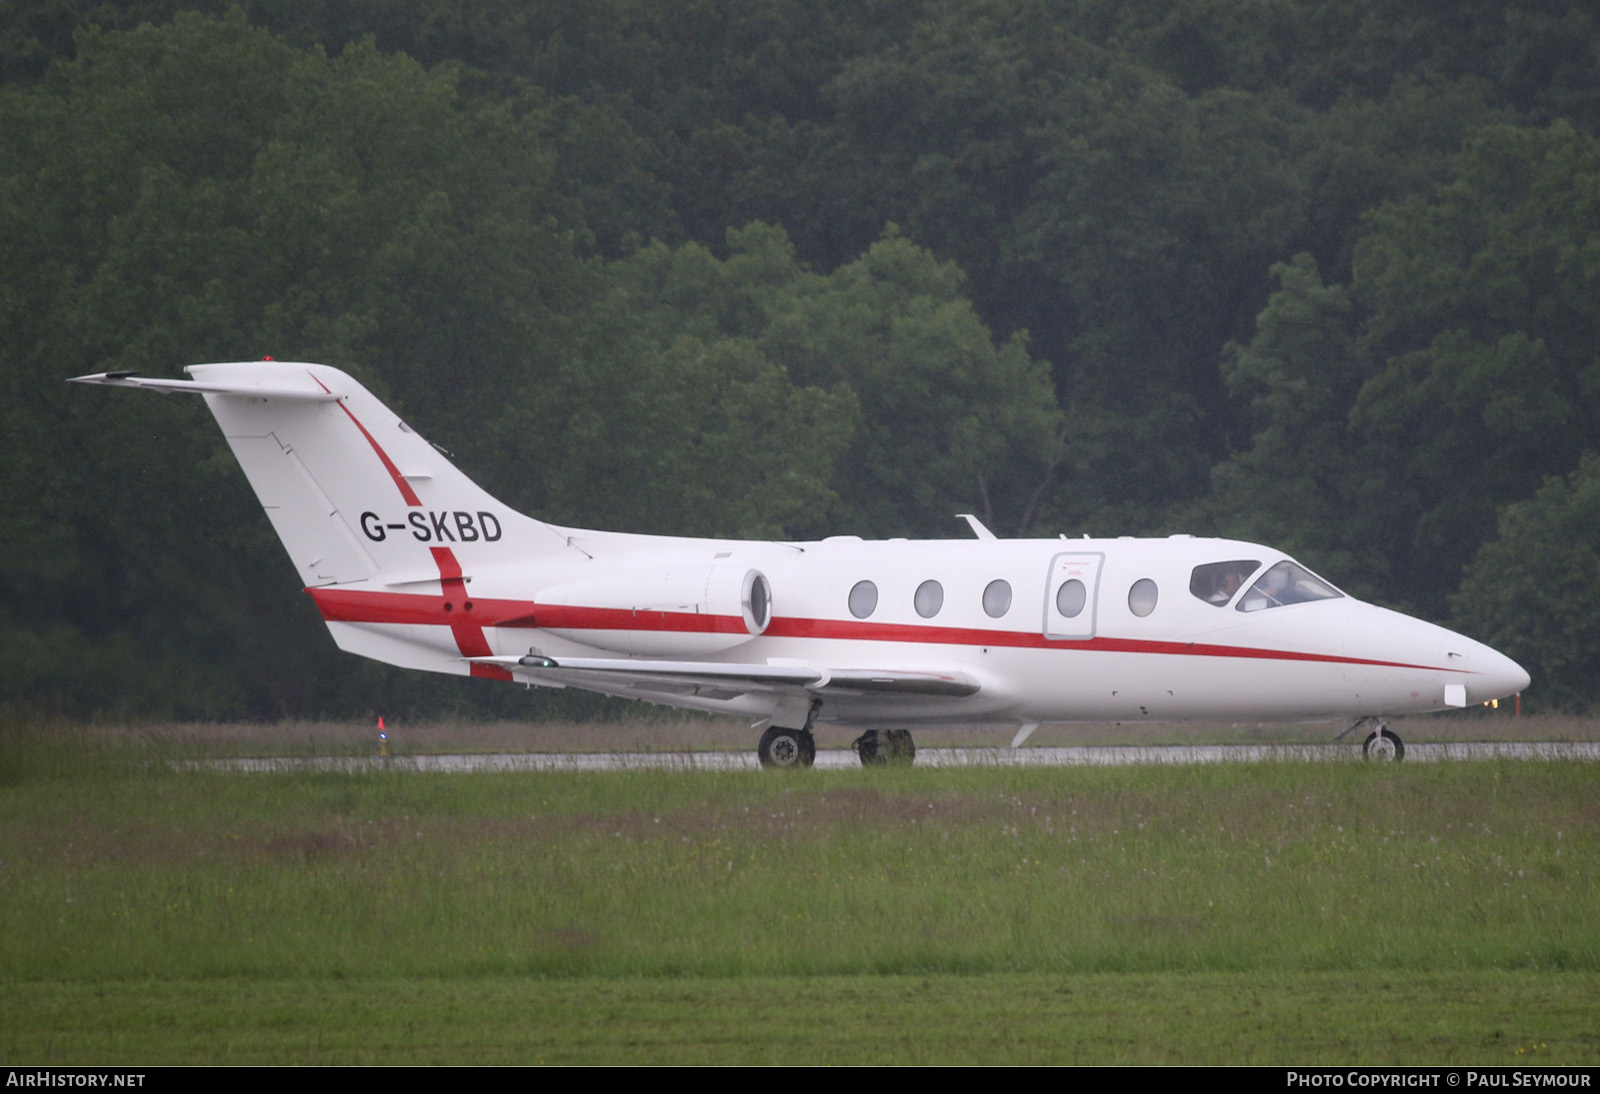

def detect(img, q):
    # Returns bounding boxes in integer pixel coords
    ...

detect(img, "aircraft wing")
[466,655,980,702]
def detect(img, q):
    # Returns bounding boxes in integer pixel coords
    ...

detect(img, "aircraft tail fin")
[71,362,577,588]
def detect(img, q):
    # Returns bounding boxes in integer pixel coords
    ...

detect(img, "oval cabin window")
[1128,578,1159,618]
[982,579,1012,618]
[848,580,878,619]
[1056,579,1086,618]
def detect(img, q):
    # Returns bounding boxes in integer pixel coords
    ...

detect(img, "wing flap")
[466,655,980,699]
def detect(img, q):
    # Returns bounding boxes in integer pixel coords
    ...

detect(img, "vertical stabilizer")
[73,362,577,588]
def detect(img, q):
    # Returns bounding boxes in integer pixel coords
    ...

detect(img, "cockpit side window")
[1236,560,1342,612]
[1190,560,1261,607]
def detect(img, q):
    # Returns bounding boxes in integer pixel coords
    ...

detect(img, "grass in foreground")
[35,708,1581,757]
[2,722,1597,1063]
[8,972,1597,1064]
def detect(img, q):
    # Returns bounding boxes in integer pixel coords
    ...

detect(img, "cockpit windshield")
[1236,560,1342,612]
[1189,560,1261,606]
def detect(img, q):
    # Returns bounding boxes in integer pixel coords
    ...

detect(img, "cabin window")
[1128,578,1159,617]
[1055,578,1086,618]
[1189,560,1261,607]
[914,579,944,618]
[1236,561,1342,612]
[848,580,878,619]
[982,579,1012,618]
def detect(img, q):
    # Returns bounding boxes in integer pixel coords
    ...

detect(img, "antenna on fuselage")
[957,513,997,540]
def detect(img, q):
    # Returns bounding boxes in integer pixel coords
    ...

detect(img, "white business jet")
[72,362,1530,766]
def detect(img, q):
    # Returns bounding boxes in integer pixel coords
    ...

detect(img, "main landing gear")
[753,703,921,770]
[757,699,820,769]
[757,723,816,768]
[852,729,916,766]
[1337,716,1406,762]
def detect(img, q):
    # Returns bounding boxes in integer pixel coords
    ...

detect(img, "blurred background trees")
[3,1,1597,714]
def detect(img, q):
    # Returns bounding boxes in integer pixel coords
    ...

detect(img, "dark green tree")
[1452,453,1600,710]
[1202,254,1395,597]
[0,12,589,717]
[1351,121,1600,614]
[532,223,1062,541]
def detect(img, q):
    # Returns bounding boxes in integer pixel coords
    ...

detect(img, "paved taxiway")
[207,741,1600,773]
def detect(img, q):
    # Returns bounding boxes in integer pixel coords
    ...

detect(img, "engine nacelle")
[533,564,773,655]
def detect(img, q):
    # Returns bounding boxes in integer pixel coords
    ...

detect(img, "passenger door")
[1043,552,1103,640]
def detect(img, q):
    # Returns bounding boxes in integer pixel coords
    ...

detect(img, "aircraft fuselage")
[71,361,1531,764]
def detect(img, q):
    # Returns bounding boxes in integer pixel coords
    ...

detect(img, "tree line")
[3,1,1598,716]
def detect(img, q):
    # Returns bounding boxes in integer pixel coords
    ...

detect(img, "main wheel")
[885,729,916,765]
[1362,727,1405,762]
[759,725,816,768]
[853,730,883,766]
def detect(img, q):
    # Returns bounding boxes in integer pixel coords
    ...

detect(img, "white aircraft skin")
[71,361,1531,766]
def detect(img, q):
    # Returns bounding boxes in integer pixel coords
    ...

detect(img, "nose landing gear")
[1362,725,1405,762]
[1338,716,1406,761]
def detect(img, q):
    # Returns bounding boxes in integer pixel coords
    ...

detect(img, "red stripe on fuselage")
[303,587,1470,675]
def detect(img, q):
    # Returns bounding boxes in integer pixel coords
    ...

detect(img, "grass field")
[80,707,1594,757]
[2,716,1598,1064]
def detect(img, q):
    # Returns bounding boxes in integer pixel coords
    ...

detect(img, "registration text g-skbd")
[360,511,503,543]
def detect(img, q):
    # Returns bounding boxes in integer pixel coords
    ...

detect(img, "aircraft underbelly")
[1001,646,1364,722]
[325,621,474,676]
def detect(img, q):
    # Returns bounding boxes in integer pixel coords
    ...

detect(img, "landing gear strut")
[852,729,916,766]
[757,699,820,769]
[1338,716,1405,762]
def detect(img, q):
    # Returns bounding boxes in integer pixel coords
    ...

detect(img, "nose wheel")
[1341,716,1405,761]
[1362,726,1405,762]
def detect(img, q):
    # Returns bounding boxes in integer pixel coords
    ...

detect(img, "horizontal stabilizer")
[68,371,341,401]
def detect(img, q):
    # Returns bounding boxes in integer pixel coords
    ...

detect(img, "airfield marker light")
[378,716,388,757]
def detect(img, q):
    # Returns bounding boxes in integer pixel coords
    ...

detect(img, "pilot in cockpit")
[1237,560,1343,612]
[1189,560,1262,607]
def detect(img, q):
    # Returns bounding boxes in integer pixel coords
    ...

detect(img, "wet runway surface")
[207,741,1600,773]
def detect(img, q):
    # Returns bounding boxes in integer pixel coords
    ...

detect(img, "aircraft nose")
[1346,604,1531,711]
[1473,643,1531,702]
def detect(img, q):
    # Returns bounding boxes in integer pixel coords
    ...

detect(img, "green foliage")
[762,228,1063,536]
[1210,121,1600,628]
[6,2,1600,712]
[529,224,1061,539]
[1351,121,1600,613]
[1453,453,1600,711]
[1204,254,1392,595]
[0,12,588,717]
